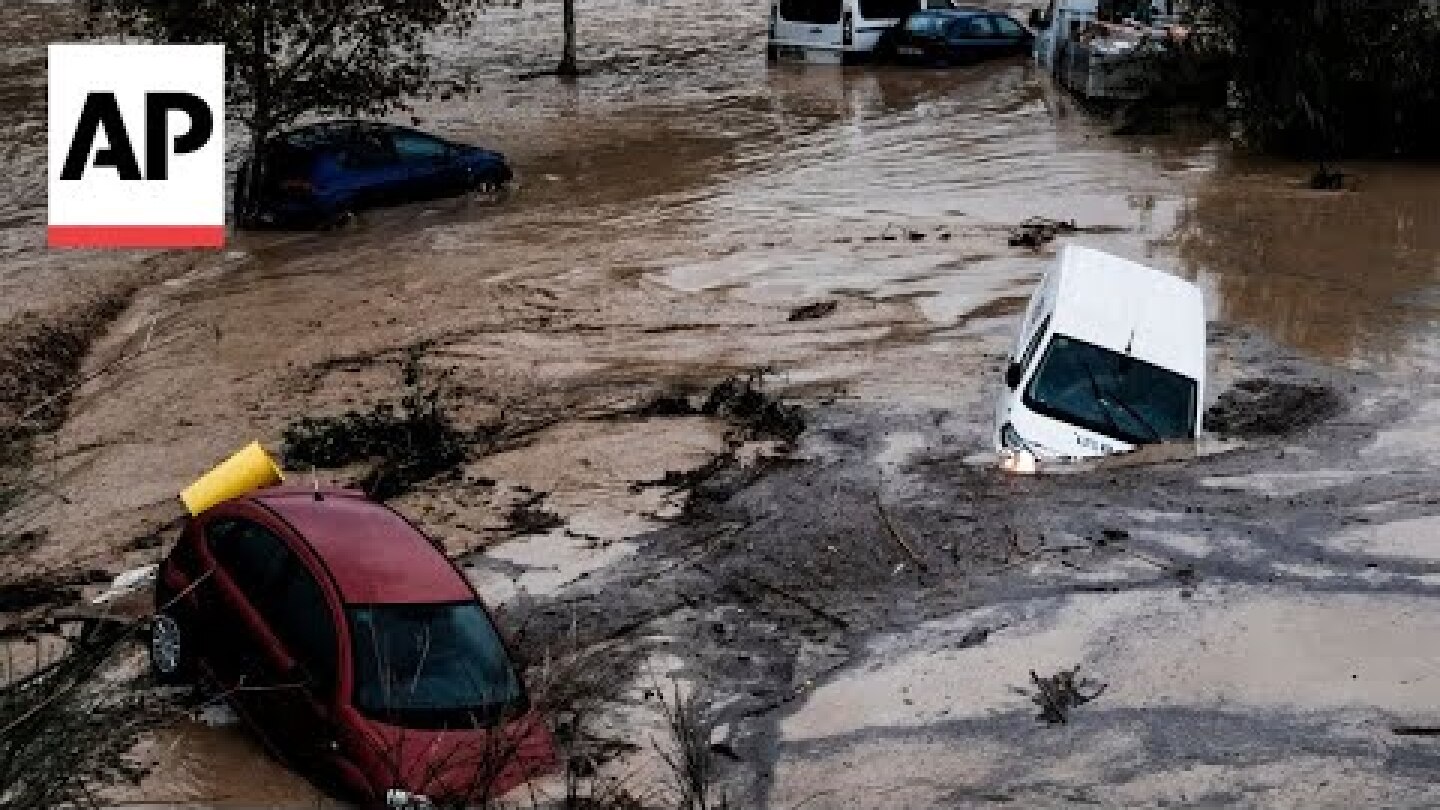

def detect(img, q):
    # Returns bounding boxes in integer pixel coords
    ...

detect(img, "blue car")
[236,121,513,229]
[876,9,1034,67]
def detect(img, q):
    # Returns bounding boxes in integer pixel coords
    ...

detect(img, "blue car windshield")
[1023,334,1197,444]
[349,602,525,729]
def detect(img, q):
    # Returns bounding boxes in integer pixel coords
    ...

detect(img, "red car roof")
[253,488,473,605]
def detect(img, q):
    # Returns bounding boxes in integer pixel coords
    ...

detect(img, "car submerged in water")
[767,0,979,65]
[235,121,513,230]
[874,8,1034,67]
[994,245,1206,472]
[150,486,555,807]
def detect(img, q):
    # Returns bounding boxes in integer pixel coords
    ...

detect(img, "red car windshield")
[348,602,525,729]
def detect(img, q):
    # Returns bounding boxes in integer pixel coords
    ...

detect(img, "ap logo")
[49,45,224,248]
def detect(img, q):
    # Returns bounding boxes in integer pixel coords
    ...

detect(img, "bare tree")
[84,0,489,224]
[558,0,579,77]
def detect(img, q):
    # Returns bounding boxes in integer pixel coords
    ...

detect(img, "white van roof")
[1047,245,1205,381]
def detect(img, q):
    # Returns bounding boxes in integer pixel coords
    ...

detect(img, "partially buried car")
[236,120,513,229]
[876,9,1034,66]
[150,486,555,807]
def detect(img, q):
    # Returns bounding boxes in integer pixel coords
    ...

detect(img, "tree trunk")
[558,0,578,76]
[237,0,270,229]
[236,122,266,228]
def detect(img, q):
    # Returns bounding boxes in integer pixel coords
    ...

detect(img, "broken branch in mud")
[1019,665,1107,725]
[651,680,726,810]
[633,371,805,446]
[874,493,928,573]
[728,570,848,630]
[282,353,469,500]
[0,620,171,808]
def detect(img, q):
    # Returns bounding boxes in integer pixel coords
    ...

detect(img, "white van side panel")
[770,0,930,61]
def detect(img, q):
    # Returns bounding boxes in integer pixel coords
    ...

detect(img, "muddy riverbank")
[3,0,1440,806]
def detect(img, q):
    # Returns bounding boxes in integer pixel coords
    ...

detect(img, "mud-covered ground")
[3,0,1440,807]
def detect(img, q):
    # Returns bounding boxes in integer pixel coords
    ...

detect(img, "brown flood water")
[3,0,1440,805]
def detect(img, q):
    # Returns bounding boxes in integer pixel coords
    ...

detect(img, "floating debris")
[282,356,468,499]
[788,301,838,322]
[1019,665,1107,725]
[636,372,805,445]
[1008,217,1077,250]
[1203,379,1342,438]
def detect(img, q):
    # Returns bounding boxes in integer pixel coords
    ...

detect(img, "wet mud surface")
[3,0,1440,806]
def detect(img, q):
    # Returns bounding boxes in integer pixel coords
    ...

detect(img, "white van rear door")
[774,0,845,50]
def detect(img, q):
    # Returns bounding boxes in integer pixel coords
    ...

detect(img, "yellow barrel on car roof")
[179,441,285,515]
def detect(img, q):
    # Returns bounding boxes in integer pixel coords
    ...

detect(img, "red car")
[150,486,556,807]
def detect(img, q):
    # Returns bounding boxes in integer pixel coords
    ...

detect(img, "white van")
[994,245,1205,471]
[768,0,962,64]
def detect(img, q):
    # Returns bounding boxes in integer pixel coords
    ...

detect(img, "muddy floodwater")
[4,0,1440,807]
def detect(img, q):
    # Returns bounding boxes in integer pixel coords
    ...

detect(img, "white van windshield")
[1023,334,1196,444]
[859,0,920,20]
[780,0,843,24]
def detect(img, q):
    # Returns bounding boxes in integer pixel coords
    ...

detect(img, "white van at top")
[768,0,963,64]
[994,245,1205,471]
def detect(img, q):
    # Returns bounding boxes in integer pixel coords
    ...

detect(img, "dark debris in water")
[1009,217,1077,250]
[1309,163,1347,191]
[788,301,838,322]
[282,356,469,500]
[1018,665,1107,725]
[1204,379,1343,438]
[1007,217,1129,251]
[637,371,806,445]
[506,490,565,537]
[700,373,806,445]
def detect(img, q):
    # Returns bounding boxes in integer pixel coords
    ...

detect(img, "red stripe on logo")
[47,225,226,248]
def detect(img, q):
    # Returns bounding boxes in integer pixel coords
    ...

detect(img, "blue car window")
[393,131,451,163]
[905,14,940,33]
[340,131,398,169]
[993,15,1025,37]
[951,16,994,37]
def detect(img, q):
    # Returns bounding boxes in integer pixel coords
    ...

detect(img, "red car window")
[208,517,339,689]
[208,518,288,596]
[266,558,340,690]
[348,602,525,729]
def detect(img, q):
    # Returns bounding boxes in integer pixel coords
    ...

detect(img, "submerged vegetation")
[1198,0,1440,157]
[282,356,469,500]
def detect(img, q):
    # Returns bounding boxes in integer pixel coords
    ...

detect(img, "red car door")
[198,517,288,693]
[202,516,335,766]
[249,543,345,772]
